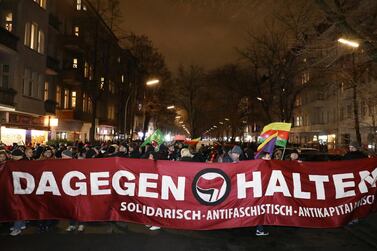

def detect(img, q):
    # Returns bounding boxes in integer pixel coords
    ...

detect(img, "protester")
[0,149,8,164]
[23,147,34,160]
[255,151,271,237]
[220,145,233,163]
[289,149,300,161]
[9,148,27,236]
[61,150,85,232]
[229,145,243,163]
[129,142,141,158]
[343,141,368,160]
[39,147,55,160]
[180,148,194,162]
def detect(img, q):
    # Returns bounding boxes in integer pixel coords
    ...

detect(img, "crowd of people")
[0,139,369,236]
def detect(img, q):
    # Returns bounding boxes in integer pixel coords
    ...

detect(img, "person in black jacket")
[343,141,368,160]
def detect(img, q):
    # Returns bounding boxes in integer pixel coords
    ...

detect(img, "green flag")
[141,129,164,148]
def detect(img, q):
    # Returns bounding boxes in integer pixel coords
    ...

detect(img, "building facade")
[0,0,132,145]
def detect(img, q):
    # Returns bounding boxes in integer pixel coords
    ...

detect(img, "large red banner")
[0,157,376,230]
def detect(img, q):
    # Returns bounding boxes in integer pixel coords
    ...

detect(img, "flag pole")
[281,146,286,160]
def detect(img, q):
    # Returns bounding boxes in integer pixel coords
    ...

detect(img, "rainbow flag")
[255,132,278,159]
[257,122,292,151]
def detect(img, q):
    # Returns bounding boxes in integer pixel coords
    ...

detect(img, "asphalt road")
[1,214,377,251]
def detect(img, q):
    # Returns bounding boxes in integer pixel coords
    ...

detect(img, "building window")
[84,61,89,78]
[30,23,38,50]
[88,97,92,113]
[89,65,93,80]
[83,93,87,112]
[73,58,78,68]
[56,85,61,107]
[100,77,105,89]
[24,22,43,53]
[295,116,303,127]
[347,104,352,119]
[5,12,13,32]
[71,91,77,108]
[64,89,69,109]
[34,0,47,9]
[0,64,10,88]
[37,30,45,54]
[76,0,82,10]
[109,80,115,94]
[108,105,115,120]
[44,81,49,101]
[74,26,79,36]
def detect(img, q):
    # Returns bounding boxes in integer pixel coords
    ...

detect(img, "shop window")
[44,81,49,101]
[74,26,79,37]
[56,85,61,107]
[71,91,77,108]
[64,89,69,109]
[5,12,12,32]
[73,58,78,68]
[0,64,10,88]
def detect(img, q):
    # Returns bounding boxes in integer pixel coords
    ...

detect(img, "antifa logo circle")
[192,168,231,206]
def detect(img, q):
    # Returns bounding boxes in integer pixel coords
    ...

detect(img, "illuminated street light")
[338,38,359,48]
[213,125,217,128]
[167,105,175,110]
[257,97,263,101]
[224,118,230,121]
[175,115,181,119]
[219,122,224,125]
[146,79,160,86]
[179,121,183,124]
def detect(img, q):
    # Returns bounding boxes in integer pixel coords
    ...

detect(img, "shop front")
[0,112,50,145]
[96,125,115,141]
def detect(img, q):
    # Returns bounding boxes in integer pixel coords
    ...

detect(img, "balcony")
[59,35,86,53]
[44,99,57,114]
[0,88,16,107]
[46,56,60,75]
[56,109,91,122]
[61,69,85,86]
[0,27,18,52]
[48,14,60,31]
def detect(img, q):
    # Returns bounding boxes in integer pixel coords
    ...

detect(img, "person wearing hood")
[117,143,129,157]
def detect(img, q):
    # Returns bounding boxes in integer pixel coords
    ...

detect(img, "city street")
[1,214,377,251]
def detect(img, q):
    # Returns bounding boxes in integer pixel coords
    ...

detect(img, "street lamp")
[338,37,362,145]
[146,79,160,86]
[256,97,264,101]
[337,38,359,48]
[167,105,175,110]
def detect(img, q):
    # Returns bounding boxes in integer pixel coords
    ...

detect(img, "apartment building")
[0,0,131,144]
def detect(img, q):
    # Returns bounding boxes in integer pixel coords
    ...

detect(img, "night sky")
[120,0,278,71]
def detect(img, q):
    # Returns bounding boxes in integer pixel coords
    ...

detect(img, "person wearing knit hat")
[11,148,24,161]
[344,141,367,160]
[61,150,73,159]
[230,145,243,163]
